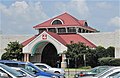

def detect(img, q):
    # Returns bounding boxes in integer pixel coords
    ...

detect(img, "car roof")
[0,60,30,65]
[34,63,47,65]
[94,66,120,77]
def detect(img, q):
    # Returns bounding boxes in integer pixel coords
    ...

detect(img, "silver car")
[12,67,51,78]
[34,63,65,75]
[93,67,120,78]
[0,63,27,78]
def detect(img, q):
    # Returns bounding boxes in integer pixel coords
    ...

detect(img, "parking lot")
[0,60,120,78]
[65,69,81,78]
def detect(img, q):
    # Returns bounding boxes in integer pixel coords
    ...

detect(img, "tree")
[95,46,106,58]
[106,46,115,57]
[65,42,89,68]
[86,49,98,67]
[1,41,23,60]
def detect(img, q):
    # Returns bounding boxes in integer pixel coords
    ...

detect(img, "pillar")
[66,27,68,33]
[24,53,29,62]
[61,53,67,68]
[56,28,58,33]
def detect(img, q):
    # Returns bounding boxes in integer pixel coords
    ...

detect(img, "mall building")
[0,13,120,68]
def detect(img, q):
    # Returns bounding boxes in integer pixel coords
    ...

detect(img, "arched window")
[84,22,88,26]
[51,19,63,25]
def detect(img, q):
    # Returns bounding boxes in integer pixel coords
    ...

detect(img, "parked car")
[0,60,63,78]
[0,63,28,78]
[34,63,65,75]
[93,66,120,78]
[12,67,51,78]
[74,66,112,78]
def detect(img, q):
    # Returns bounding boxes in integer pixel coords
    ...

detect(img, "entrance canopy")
[22,31,67,54]
[31,41,49,56]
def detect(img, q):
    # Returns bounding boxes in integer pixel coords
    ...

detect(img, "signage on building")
[42,34,47,40]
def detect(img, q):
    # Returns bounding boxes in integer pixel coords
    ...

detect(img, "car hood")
[51,68,63,71]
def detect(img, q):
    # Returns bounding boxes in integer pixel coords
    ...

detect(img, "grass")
[65,66,91,71]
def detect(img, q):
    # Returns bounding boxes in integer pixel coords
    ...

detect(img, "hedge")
[109,58,120,66]
[98,57,120,66]
[98,57,113,66]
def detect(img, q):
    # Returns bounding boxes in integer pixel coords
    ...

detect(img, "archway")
[30,41,59,67]
[41,43,58,67]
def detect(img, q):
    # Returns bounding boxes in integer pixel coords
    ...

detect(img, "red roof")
[59,34,96,48]
[22,31,96,48]
[22,34,38,46]
[33,13,96,31]
[47,31,67,46]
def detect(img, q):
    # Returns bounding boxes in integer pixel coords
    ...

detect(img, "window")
[84,22,88,26]
[82,29,85,33]
[67,27,76,33]
[36,65,47,68]
[5,63,18,67]
[78,28,82,33]
[0,64,23,77]
[107,72,120,78]
[25,65,39,74]
[39,28,47,33]
[58,28,66,33]
[0,69,12,78]
[52,19,63,25]
[48,28,56,33]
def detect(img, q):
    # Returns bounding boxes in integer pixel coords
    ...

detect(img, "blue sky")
[0,0,120,34]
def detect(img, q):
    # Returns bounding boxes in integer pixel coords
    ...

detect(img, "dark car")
[0,60,63,78]
[74,66,112,78]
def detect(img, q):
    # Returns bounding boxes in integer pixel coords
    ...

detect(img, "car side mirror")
[0,72,9,78]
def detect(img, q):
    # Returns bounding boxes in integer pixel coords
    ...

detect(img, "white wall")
[80,30,120,58]
[0,34,33,59]
[0,30,120,59]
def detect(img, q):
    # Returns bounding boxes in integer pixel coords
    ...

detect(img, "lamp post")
[67,58,70,78]
[83,54,86,67]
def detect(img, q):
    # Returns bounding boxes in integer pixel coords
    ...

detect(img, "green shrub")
[79,66,91,69]
[109,58,120,66]
[98,57,113,66]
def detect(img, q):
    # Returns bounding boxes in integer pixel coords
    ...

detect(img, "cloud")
[108,16,120,28]
[54,0,89,18]
[0,1,48,34]
[69,0,89,16]
[96,2,112,9]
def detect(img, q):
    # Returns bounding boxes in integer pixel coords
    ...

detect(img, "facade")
[0,13,120,68]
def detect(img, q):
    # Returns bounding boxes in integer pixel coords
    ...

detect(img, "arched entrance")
[30,41,60,67]
[41,43,58,67]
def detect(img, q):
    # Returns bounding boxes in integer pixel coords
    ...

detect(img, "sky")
[0,0,120,35]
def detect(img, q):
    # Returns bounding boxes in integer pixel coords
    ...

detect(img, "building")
[0,13,120,68]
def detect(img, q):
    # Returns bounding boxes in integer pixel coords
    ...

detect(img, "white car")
[0,63,27,78]
[34,63,65,75]
[93,67,120,78]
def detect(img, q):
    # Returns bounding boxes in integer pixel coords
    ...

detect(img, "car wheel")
[54,71,60,74]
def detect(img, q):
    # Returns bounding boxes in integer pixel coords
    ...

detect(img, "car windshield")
[97,68,120,78]
[0,64,24,77]
[24,63,44,73]
[45,64,52,68]
[21,68,37,77]
[94,67,116,77]
[90,66,110,74]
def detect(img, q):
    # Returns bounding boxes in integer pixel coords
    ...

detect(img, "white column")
[46,28,48,32]
[61,53,67,68]
[81,29,83,33]
[24,54,26,62]
[56,28,58,33]
[26,54,29,62]
[24,53,29,62]
[66,27,68,33]
[76,27,79,34]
